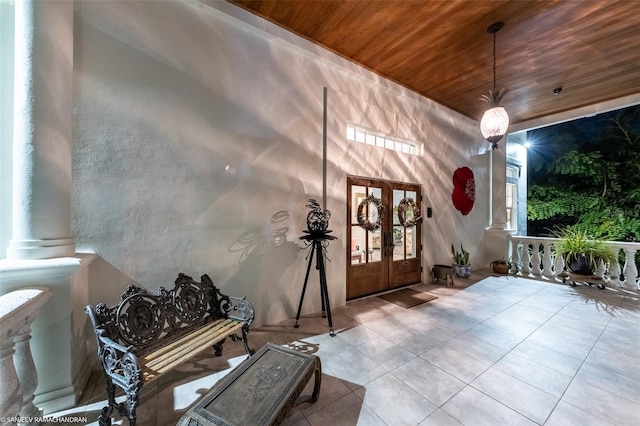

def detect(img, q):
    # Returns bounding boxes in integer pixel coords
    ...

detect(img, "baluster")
[0,331,21,420]
[15,328,41,423]
[0,288,52,425]
[522,242,532,275]
[514,240,523,275]
[531,241,542,277]
[608,253,622,288]
[553,243,565,280]
[594,259,606,280]
[506,238,516,275]
[622,248,639,291]
[542,241,554,278]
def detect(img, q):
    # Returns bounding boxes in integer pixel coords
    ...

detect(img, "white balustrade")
[507,236,639,291]
[0,288,52,425]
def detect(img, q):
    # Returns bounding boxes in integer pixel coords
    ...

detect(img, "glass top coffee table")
[178,342,321,426]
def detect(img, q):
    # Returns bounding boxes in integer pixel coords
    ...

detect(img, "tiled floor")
[46,271,640,425]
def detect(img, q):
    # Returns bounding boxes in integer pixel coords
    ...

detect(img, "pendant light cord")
[492,31,497,92]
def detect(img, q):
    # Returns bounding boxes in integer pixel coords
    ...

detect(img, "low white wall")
[72,0,490,328]
[0,255,94,413]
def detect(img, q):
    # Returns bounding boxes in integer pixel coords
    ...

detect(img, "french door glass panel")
[350,185,382,265]
[393,189,417,261]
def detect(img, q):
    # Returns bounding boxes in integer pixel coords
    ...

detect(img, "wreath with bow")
[357,195,384,231]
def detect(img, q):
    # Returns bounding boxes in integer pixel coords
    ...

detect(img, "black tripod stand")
[294,231,337,336]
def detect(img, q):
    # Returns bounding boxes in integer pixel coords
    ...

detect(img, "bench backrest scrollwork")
[86,273,237,356]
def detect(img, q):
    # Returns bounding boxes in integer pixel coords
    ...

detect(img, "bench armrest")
[225,296,255,327]
[97,330,132,354]
[97,331,143,390]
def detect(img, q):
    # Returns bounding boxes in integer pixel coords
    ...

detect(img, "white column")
[7,0,75,260]
[486,145,510,263]
[489,144,507,231]
[0,288,52,425]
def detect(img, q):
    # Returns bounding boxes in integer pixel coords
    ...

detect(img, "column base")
[6,238,76,260]
[485,228,511,263]
[33,357,92,414]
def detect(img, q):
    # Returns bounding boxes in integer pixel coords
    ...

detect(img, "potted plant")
[490,258,519,275]
[451,244,471,278]
[553,228,617,276]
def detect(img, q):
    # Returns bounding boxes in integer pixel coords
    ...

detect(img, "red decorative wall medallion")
[452,167,475,215]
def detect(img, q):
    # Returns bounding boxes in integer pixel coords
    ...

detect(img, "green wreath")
[398,197,421,227]
[357,195,384,231]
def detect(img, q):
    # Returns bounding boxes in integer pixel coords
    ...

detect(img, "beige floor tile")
[492,352,573,398]
[440,386,537,426]
[561,378,640,425]
[361,373,437,426]
[544,401,617,426]
[471,368,559,424]
[419,345,492,383]
[391,357,466,406]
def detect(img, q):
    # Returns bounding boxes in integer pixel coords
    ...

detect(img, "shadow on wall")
[228,210,291,265]
[86,256,135,307]
[226,210,302,326]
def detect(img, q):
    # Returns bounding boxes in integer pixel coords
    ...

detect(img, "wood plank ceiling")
[227,0,640,126]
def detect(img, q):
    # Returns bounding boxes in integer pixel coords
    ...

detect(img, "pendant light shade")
[479,22,509,148]
[480,106,509,144]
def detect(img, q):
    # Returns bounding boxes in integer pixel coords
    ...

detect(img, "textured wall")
[72,1,490,327]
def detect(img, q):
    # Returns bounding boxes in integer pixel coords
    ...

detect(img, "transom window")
[346,124,422,156]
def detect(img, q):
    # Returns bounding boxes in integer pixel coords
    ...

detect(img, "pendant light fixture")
[480,21,509,149]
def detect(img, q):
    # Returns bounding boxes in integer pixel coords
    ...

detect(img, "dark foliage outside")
[526,104,640,242]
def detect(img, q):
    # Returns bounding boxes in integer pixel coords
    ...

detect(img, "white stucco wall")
[72,0,490,327]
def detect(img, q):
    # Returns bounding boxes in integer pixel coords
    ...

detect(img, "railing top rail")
[508,236,559,243]
[509,235,640,250]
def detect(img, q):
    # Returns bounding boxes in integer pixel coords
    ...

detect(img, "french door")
[346,177,422,299]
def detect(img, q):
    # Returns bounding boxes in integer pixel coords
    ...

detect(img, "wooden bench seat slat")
[143,320,244,374]
[141,319,228,362]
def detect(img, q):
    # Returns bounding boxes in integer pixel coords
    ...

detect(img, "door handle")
[383,232,395,257]
[389,232,395,257]
[382,233,388,257]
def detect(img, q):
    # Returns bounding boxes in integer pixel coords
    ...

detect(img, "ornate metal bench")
[85,273,255,426]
